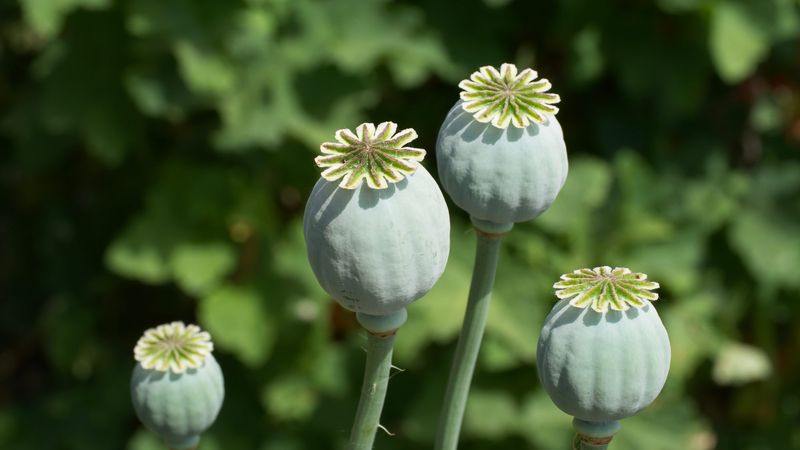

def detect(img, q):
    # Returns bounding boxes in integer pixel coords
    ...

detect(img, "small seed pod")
[537,267,670,423]
[436,63,568,227]
[304,122,450,316]
[130,322,224,450]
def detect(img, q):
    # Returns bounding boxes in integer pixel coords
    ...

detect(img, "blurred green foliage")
[1,0,799,449]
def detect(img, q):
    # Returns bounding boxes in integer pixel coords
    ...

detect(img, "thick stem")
[435,224,506,450]
[349,332,397,450]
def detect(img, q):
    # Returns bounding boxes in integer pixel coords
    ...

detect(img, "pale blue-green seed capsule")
[130,322,224,449]
[537,267,670,422]
[304,122,450,316]
[437,64,568,225]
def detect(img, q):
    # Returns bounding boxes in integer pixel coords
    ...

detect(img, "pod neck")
[572,418,620,450]
[470,216,513,238]
[357,308,408,337]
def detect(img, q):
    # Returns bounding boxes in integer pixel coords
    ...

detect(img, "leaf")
[33,10,144,166]
[729,210,800,289]
[713,342,773,385]
[261,376,319,421]
[518,391,573,449]
[709,1,770,83]
[750,96,784,132]
[569,28,605,84]
[463,389,519,439]
[483,0,514,7]
[619,231,705,295]
[174,42,237,96]
[679,173,744,232]
[272,220,328,301]
[387,34,456,88]
[0,410,14,447]
[537,156,613,234]
[40,298,95,376]
[479,335,520,372]
[125,0,240,40]
[661,292,725,384]
[169,242,236,296]
[292,0,455,85]
[20,0,111,37]
[772,0,800,40]
[124,65,193,119]
[260,437,305,450]
[486,253,552,364]
[399,368,449,444]
[305,344,350,397]
[656,0,701,13]
[213,71,299,149]
[126,430,162,450]
[612,400,713,450]
[106,215,175,284]
[613,151,675,243]
[728,164,800,289]
[106,163,254,289]
[199,285,274,366]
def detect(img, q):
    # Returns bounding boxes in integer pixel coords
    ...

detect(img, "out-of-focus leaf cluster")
[1,0,799,449]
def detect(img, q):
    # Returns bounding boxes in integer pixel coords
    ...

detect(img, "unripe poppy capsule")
[436,63,568,227]
[130,322,224,450]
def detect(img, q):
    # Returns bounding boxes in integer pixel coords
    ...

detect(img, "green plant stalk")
[435,230,504,450]
[349,332,397,450]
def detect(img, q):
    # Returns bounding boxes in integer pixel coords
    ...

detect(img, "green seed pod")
[537,267,670,422]
[131,322,224,450]
[436,63,568,226]
[304,122,450,316]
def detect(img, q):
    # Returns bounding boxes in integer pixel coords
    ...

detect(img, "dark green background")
[1,0,799,449]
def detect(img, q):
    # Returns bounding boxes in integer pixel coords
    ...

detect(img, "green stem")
[435,225,506,450]
[349,332,397,450]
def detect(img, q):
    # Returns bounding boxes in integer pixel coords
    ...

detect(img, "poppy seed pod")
[304,122,450,316]
[436,63,568,227]
[537,267,670,423]
[130,322,224,450]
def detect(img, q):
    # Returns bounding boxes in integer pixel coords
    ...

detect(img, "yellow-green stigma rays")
[315,122,426,190]
[459,63,560,129]
[553,267,660,313]
[133,321,214,374]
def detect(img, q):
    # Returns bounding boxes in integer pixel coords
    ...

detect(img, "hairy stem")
[349,332,397,450]
[435,230,505,450]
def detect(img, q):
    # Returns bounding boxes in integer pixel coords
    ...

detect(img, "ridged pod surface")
[436,100,568,225]
[131,353,225,449]
[304,165,450,315]
[536,298,670,421]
